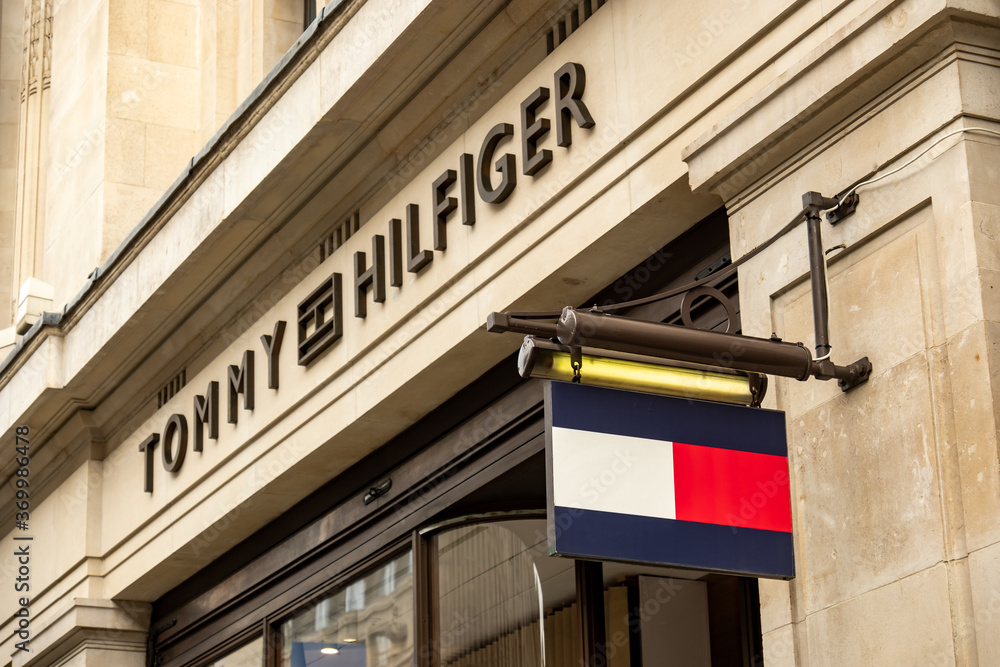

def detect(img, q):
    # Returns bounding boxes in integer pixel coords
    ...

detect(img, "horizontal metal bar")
[485,312,559,337]
[557,308,815,380]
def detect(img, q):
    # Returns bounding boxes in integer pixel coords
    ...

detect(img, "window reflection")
[209,636,263,667]
[280,551,413,667]
[434,522,545,666]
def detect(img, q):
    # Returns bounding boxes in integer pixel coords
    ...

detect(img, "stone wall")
[684,5,1000,665]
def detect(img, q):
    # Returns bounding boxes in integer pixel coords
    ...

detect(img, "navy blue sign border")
[551,506,795,579]
[547,380,787,456]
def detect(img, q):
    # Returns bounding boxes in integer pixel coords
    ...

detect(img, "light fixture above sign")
[518,336,765,406]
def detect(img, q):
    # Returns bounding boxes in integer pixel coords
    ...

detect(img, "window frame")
[272,544,417,667]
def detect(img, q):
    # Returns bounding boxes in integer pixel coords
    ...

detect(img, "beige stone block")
[99,424,159,553]
[74,0,112,29]
[969,202,1000,274]
[982,269,1000,324]
[199,53,217,139]
[0,165,14,206]
[235,18,258,99]
[0,209,12,326]
[950,322,1000,551]
[788,353,945,614]
[102,181,159,258]
[0,117,18,170]
[9,599,149,667]
[471,156,639,312]
[171,164,226,246]
[966,135,1000,207]
[52,0,111,121]
[969,541,1000,666]
[61,647,145,667]
[372,8,519,155]
[46,68,107,219]
[197,0,216,64]
[44,186,104,308]
[611,0,806,135]
[215,12,240,116]
[805,564,955,666]
[0,208,13,250]
[957,58,1000,128]
[761,624,797,667]
[0,200,12,231]
[143,123,196,189]
[24,465,93,593]
[148,0,199,67]
[777,219,929,419]
[268,0,301,25]
[106,117,147,187]
[107,54,201,131]
[265,17,302,69]
[758,578,793,634]
[353,288,484,417]
[109,0,149,57]
[0,0,22,45]
[0,80,19,114]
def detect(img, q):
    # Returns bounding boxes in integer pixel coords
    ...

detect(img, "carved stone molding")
[21,0,51,98]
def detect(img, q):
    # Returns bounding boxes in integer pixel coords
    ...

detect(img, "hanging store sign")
[545,381,794,579]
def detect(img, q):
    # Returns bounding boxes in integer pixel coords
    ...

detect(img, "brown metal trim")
[413,531,430,667]
[263,617,278,667]
[413,530,440,667]
[576,560,607,667]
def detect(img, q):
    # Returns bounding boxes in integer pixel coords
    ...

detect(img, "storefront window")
[208,637,264,667]
[280,551,414,666]
[433,521,547,665]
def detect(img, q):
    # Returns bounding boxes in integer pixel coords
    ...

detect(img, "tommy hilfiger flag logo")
[545,382,795,579]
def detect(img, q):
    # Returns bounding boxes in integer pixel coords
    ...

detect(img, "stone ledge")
[11,598,150,667]
[682,4,997,201]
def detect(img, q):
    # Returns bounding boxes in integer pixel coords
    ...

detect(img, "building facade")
[1,0,999,665]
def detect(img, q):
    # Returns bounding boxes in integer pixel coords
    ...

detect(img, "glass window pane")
[209,636,264,667]
[434,522,544,666]
[280,551,413,667]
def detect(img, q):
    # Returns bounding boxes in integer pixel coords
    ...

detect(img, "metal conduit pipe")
[554,308,872,390]
[556,307,816,380]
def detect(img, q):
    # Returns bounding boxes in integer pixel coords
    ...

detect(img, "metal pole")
[802,192,837,361]
[556,308,816,380]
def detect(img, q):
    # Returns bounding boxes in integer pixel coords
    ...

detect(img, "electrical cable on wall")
[822,126,1000,214]
[509,126,1000,321]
